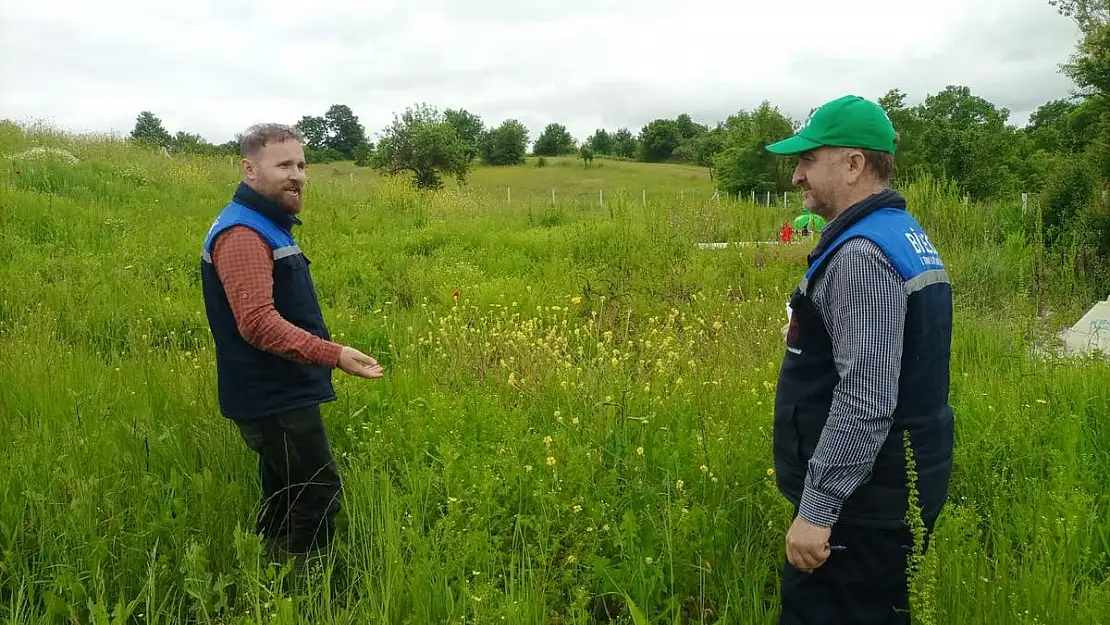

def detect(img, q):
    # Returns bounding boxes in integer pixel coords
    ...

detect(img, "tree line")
[124,0,1108,259]
[126,88,1080,200]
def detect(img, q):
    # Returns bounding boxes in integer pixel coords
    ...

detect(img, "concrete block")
[1058,298,1110,357]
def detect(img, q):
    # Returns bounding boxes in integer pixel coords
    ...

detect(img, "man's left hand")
[785,516,832,572]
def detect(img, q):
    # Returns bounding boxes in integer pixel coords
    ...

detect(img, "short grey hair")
[833,133,898,185]
[239,123,305,158]
[862,148,896,184]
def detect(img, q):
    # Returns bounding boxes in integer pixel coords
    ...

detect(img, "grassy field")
[1,123,1109,624]
[323,155,718,206]
[305,155,719,208]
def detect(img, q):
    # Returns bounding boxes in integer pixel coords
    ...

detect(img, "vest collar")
[232,182,301,232]
[806,188,906,267]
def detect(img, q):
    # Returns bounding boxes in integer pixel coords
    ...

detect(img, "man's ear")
[240,157,254,180]
[845,149,866,183]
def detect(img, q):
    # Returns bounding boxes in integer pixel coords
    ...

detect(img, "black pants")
[779,514,938,625]
[235,405,342,555]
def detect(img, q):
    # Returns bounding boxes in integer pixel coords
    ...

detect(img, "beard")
[264,181,303,213]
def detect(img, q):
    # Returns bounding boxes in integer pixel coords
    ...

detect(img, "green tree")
[444,108,485,162]
[585,129,613,155]
[372,104,470,190]
[638,118,679,162]
[695,125,726,168]
[1048,0,1110,264]
[1006,128,1056,193]
[671,140,697,162]
[1025,99,1083,153]
[324,104,367,161]
[876,88,923,181]
[611,128,637,159]
[354,141,375,167]
[170,131,219,156]
[668,113,709,163]
[533,123,576,156]
[295,115,329,150]
[1049,0,1109,32]
[480,119,529,166]
[294,106,368,161]
[130,111,172,149]
[674,113,707,140]
[1052,0,1110,178]
[912,85,1020,199]
[217,140,239,156]
[1039,152,1102,246]
[711,101,796,195]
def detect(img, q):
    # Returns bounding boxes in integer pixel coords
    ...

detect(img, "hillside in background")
[314,155,719,206]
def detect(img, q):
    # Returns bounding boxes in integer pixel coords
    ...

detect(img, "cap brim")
[765,134,822,155]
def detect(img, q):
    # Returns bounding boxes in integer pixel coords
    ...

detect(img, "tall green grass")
[1,124,1108,624]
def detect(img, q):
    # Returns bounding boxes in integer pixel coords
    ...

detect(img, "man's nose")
[791,165,804,187]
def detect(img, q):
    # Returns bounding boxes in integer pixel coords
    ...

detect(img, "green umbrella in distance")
[792,210,826,233]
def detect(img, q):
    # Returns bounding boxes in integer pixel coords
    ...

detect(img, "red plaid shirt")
[211,226,343,368]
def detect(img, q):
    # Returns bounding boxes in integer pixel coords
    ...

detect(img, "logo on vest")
[904,229,943,269]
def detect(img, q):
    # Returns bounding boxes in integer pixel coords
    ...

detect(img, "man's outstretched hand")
[338,346,384,379]
[785,515,832,573]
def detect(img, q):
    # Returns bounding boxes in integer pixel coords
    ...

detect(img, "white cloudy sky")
[0,0,1083,145]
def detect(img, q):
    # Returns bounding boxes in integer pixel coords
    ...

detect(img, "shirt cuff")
[798,485,843,528]
[318,341,344,368]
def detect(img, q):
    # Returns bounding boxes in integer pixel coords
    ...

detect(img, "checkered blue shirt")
[797,237,907,528]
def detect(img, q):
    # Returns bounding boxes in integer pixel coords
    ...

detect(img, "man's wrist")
[321,341,344,368]
[798,486,842,528]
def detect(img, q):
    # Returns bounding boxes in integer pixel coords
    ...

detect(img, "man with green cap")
[766,95,954,624]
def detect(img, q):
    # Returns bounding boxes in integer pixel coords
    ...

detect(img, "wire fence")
[333,169,1038,214]
[440,185,804,209]
[456,186,1038,214]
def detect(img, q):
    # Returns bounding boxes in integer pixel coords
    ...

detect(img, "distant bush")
[1038,154,1101,248]
[1079,195,1110,260]
[306,146,345,164]
[354,142,374,167]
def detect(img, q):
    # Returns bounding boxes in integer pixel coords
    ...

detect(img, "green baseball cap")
[765,95,897,155]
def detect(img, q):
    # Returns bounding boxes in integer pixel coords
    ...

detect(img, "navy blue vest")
[200,185,336,420]
[774,204,955,528]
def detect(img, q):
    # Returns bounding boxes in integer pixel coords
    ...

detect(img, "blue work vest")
[200,186,335,420]
[774,205,955,527]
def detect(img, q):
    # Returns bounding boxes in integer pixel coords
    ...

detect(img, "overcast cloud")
[0,0,1083,145]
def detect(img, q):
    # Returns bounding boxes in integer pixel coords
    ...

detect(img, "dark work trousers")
[779,513,939,625]
[235,404,342,555]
